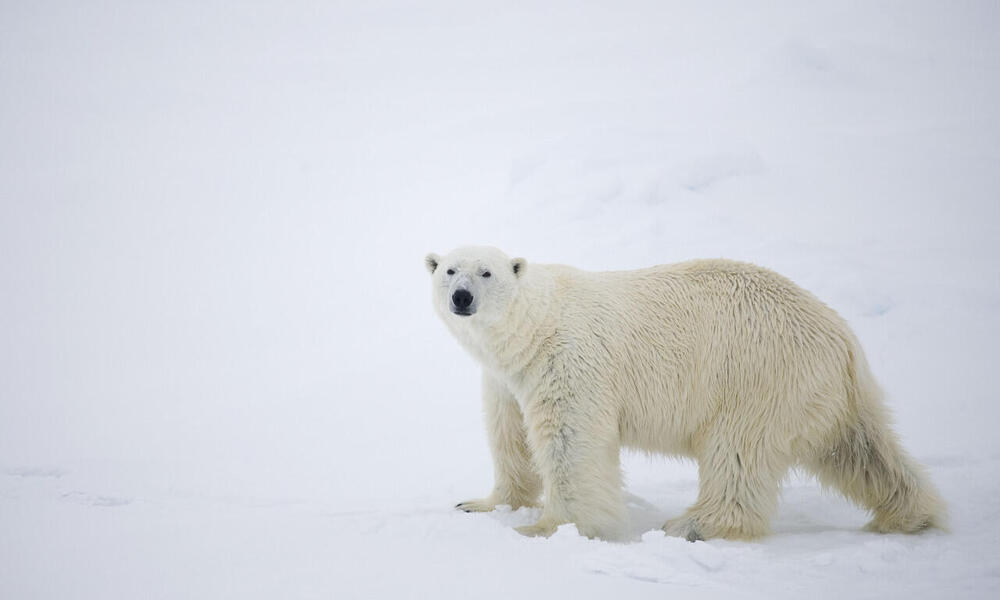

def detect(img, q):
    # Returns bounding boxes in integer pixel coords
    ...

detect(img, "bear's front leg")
[516,390,626,539]
[456,373,541,513]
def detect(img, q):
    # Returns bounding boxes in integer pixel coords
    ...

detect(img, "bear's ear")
[425,253,441,274]
[511,257,526,277]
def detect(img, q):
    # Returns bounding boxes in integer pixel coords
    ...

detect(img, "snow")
[1,1,999,598]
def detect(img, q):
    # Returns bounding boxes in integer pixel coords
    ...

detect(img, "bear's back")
[527,257,853,400]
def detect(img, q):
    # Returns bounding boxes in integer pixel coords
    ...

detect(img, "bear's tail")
[807,344,946,533]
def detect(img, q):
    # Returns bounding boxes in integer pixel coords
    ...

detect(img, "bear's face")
[425,246,526,324]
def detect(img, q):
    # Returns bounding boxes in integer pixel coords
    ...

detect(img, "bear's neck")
[476,271,559,385]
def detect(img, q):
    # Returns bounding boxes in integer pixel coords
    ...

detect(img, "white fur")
[426,246,945,540]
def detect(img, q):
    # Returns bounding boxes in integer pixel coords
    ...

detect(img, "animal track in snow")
[5,466,69,478]
[678,152,764,192]
[61,491,132,507]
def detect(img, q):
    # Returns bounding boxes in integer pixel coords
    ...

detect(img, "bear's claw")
[455,499,496,513]
[663,516,703,542]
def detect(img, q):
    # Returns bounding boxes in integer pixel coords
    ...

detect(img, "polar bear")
[425,246,945,541]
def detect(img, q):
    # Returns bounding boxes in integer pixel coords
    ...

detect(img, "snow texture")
[1,1,998,598]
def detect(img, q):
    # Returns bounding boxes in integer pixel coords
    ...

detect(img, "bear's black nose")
[452,289,474,309]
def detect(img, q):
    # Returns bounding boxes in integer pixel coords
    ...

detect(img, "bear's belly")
[620,424,697,457]
[618,404,700,458]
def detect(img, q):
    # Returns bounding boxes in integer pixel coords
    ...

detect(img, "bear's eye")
[482,271,491,278]
[446,269,455,275]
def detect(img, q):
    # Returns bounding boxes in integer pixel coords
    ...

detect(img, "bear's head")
[424,246,526,324]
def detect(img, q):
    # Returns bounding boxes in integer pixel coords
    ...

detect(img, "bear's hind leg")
[457,374,541,513]
[665,430,789,541]
[805,418,945,534]
[804,346,947,533]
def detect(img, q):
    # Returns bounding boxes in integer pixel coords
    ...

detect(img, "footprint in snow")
[688,541,727,572]
[678,152,764,192]
[61,491,131,507]
[5,466,69,479]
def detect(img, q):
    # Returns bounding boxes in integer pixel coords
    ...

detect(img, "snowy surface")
[2,1,999,598]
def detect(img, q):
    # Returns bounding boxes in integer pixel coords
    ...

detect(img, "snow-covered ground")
[2,1,999,598]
